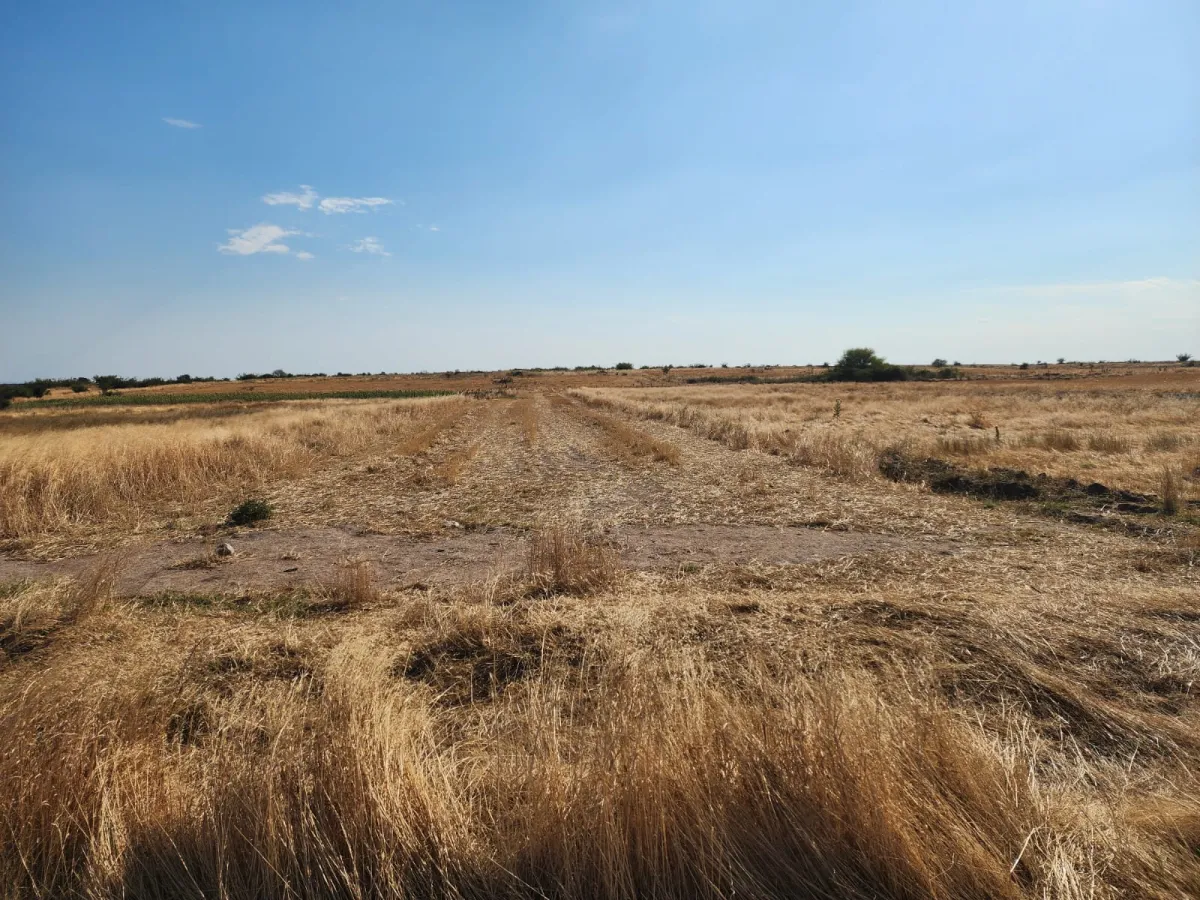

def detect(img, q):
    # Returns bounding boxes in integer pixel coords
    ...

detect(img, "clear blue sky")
[2,0,1197,379]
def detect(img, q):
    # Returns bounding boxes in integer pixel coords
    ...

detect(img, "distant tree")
[614,362,634,370]
[1056,358,1065,365]
[828,348,907,382]
[931,358,948,368]
[176,374,193,384]
[70,382,89,393]
[1178,353,1193,364]
[93,375,124,393]
[1018,362,1030,370]
[661,365,672,375]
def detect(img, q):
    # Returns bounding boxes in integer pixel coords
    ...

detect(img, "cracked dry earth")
[0,392,1181,595]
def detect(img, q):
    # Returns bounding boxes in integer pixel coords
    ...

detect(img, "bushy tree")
[828,348,907,382]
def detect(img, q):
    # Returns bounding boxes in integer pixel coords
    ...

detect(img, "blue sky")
[1,0,1197,379]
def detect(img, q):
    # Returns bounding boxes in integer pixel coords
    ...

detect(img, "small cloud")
[319,196,395,215]
[263,185,318,210]
[428,225,440,232]
[294,251,315,261]
[415,223,441,232]
[347,236,390,256]
[163,117,201,129]
[218,223,300,256]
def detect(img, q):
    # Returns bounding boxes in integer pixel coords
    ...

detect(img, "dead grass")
[577,377,1199,494]
[315,557,379,611]
[427,443,481,486]
[3,556,1199,898]
[787,429,880,479]
[1161,465,1182,516]
[395,400,472,456]
[524,523,621,596]
[3,374,1200,897]
[1021,428,1081,452]
[935,434,994,456]
[516,397,538,445]
[562,396,681,465]
[0,397,467,543]
[1087,430,1131,453]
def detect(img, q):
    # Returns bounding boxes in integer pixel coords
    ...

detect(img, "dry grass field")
[2,369,1199,899]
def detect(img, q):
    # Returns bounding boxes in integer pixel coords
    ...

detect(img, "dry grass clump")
[1160,465,1182,516]
[314,557,379,611]
[524,523,620,596]
[394,603,589,705]
[1146,430,1188,452]
[1021,428,1081,452]
[1087,430,1131,453]
[787,429,880,480]
[935,434,994,456]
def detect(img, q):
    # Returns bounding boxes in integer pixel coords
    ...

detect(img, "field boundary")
[15,389,459,409]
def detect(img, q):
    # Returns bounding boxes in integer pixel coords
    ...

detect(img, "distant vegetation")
[17,389,455,409]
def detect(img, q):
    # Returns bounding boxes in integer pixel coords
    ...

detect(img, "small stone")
[443,520,463,529]
[215,542,235,557]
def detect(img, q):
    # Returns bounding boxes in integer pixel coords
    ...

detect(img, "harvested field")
[2,372,1199,898]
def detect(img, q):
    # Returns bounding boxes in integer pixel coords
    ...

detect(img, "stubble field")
[1,370,1198,899]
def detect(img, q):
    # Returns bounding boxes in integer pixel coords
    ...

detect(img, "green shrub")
[827,348,908,382]
[227,499,273,527]
[614,362,634,370]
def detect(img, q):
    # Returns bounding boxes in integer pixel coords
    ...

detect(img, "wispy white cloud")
[319,196,395,215]
[218,223,300,256]
[163,117,201,129]
[347,236,390,256]
[262,185,318,210]
[294,251,315,261]
[415,223,441,232]
[983,276,1200,301]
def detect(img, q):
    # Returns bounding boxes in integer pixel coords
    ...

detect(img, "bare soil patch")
[0,524,937,596]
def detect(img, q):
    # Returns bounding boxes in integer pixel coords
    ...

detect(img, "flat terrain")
[2,370,1198,898]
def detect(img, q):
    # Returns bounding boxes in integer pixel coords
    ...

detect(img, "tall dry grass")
[0,397,467,540]
[524,523,620,596]
[575,382,1200,493]
[3,568,1199,899]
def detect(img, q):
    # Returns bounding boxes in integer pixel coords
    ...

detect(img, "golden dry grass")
[3,548,1199,898]
[0,396,467,551]
[577,376,1200,495]
[516,397,538,445]
[562,395,681,465]
[2,375,1199,898]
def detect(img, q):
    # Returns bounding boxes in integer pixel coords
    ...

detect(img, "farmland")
[2,367,1199,898]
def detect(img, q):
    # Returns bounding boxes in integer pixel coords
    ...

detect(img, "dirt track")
[0,524,945,596]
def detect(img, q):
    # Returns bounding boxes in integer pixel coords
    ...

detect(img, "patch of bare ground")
[0,523,939,596]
